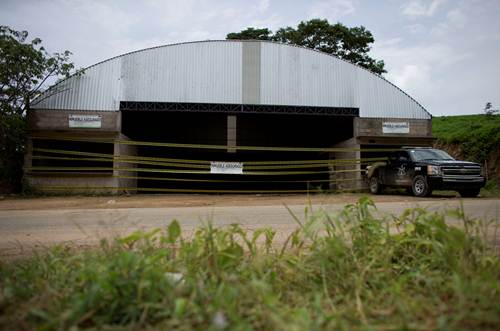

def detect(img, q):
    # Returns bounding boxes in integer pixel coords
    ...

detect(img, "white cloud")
[372,40,473,112]
[402,0,447,17]
[307,0,356,20]
[249,14,283,31]
[406,23,426,34]
[431,7,467,36]
[0,0,286,67]
[392,64,429,92]
[72,1,140,36]
[477,32,500,42]
[257,0,270,12]
[446,8,466,27]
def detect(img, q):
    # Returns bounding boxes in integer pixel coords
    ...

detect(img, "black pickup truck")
[366,147,485,197]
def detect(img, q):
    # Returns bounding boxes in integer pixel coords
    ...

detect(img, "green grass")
[427,181,500,198]
[432,114,500,163]
[1,198,499,330]
[480,180,500,197]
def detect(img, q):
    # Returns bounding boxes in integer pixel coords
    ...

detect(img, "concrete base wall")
[354,118,431,137]
[24,109,139,194]
[27,176,120,194]
[25,132,138,194]
[27,109,121,132]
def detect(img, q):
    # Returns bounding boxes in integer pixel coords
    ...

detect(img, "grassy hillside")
[432,114,500,163]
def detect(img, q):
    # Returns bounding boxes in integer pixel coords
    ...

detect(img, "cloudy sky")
[2,0,499,116]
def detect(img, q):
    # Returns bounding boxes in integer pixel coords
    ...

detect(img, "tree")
[0,26,77,192]
[484,102,498,116]
[226,27,273,41]
[226,19,386,75]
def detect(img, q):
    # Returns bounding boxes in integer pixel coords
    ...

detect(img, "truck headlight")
[427,165,441,176]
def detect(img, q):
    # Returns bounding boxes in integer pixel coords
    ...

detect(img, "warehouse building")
[25,40,434,193]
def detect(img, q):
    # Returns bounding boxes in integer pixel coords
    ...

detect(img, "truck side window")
[389,153,398,163]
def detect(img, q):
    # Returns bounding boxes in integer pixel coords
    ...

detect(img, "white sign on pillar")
[382,122,409,134]
[69,115,102,128]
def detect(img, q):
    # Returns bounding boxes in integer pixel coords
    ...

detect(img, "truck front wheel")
[412,175,432,197]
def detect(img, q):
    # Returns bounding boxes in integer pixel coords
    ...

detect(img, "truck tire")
[412,175,432,197]
[369,174,383,194]
[459,188,480,198]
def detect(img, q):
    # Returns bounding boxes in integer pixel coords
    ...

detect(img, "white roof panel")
[32,40,430,119]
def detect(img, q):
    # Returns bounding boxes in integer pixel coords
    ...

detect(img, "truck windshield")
[409,149,455,161]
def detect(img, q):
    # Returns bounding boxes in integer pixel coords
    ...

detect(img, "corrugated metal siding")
[34,59,122,111]
[260,42,428,119]
[120,42,242,104]
[32,40,430,119]
[260,43,357,108]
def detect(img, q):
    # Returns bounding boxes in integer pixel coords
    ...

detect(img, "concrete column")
[114,133,137,193]
[330,138,364,191]
[227,115,237,153]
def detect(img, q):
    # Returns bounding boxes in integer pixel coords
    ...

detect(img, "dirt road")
[1,194,499,258]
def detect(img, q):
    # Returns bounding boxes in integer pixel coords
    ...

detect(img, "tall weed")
[1,198,499,330]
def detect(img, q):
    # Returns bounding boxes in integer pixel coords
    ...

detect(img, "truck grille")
[442,166,482,181]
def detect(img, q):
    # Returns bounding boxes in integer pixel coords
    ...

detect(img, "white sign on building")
[69,115,102,128]
[382,122,409,134]
[210,161,243,174]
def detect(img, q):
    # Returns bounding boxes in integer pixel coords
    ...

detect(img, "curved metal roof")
[32,40,431,119]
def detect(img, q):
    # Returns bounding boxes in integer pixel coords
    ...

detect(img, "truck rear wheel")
[412,175,432,197]
[369,175,383,194]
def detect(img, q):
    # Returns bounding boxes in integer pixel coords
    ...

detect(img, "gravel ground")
[0,194,499,259]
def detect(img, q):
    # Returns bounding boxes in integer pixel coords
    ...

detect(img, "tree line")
[0,26,75,192]
[226,19,386,75]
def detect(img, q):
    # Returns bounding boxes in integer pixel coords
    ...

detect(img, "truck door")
[386,151,413,186]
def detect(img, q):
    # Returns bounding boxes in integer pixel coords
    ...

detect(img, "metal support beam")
[120,101,359,116]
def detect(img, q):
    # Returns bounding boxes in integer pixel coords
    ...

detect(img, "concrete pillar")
[227,115,237,153]
[329,138,364,191]
[114,134,138,193]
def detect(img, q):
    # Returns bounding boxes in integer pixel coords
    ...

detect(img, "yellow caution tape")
[31,154,381,171]
[31,155,210,170]
[33,148,387,167]
[33,148,114,159]
[33,155,369,170]
[35,186,364,194]
[31,136,402,153]
[27,165,365,175]
[113,175,364,184]
[26,172,364,183]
